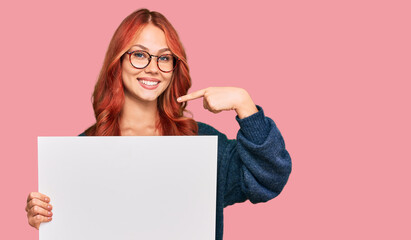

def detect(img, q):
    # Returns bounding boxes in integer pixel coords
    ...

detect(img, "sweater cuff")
[235,105,270,144]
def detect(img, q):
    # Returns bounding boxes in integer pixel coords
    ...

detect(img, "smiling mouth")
[138,80,160,86]
[137,78,161,90]
[138,79,160,86]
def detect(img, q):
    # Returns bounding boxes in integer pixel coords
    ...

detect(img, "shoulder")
[78,124,223,137]
[196,122,234,154]
[197,121,225,136]
[78,123,224,137]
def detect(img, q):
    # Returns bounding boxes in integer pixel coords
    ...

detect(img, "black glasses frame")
[125,50,179,73]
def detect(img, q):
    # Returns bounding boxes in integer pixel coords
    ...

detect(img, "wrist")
[234,89,258,119]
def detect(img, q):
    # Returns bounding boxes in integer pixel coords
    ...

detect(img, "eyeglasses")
[125,50,179,73]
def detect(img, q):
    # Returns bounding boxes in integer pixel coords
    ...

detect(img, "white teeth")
[139,80,159,86]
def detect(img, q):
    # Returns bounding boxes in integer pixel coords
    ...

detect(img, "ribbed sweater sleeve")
[198,105,292,206]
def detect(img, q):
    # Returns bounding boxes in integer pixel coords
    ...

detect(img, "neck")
[119,92,160,136]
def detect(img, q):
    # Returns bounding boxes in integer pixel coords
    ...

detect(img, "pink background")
[1,0,410,239]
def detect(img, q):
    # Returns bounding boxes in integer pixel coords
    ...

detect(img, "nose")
[144,56,159,74]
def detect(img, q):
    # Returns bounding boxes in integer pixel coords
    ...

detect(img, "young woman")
[25,9,292,240]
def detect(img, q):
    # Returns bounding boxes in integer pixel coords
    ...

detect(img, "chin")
[142,97,159,102]
[138,92,161,102]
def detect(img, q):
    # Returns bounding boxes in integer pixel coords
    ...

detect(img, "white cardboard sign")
[38,136,218,240]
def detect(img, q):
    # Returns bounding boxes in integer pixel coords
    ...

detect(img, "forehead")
[132,23,168,51]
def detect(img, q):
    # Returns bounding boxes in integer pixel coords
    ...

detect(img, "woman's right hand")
[25,192,53,229]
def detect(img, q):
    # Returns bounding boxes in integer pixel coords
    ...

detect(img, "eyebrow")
[131,44,171,54]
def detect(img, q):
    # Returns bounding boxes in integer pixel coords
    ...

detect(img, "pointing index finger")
[177,89,206,102]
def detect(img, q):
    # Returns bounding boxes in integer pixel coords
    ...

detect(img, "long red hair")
[85,9,198,136]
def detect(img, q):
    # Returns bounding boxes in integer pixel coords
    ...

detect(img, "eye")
[132,51,146,59]
[159,55,171,62]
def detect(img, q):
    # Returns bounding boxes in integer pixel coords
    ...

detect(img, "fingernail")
[177,97,181,102]
[48,217,52,220]
[44,197,49,202]
[48,205,52,209]
[48,212,51,215]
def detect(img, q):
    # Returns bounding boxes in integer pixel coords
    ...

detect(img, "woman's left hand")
[177,87,258,119]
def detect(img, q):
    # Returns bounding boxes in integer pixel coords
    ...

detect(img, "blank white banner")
[38,136,217,240]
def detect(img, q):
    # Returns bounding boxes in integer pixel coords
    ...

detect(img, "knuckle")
[31,206,38,215]
[31,198,38,205]
[26,202,33,211]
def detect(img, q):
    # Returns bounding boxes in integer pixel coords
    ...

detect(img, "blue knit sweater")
[80,106,292,240]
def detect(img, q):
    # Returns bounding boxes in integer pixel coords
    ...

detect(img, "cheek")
[165,72,173,83]
[121,70,129,88]
[166,74,173,84]
[121,68,136,92]
[163,74,173,90]
[121,61,128,81]
[122,64,142,82]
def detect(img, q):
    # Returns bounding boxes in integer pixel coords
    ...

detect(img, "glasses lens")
[158,54,175,72]
[130,51,150,68]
